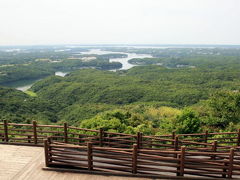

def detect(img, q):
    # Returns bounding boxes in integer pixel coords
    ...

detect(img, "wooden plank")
[132,144,137,174]
[99,128,104,147]
[64,122,68,143]
[44,140,49,167]
[179,146,185,176]
[174,136,179,151]
[32,121,37,144]
[0,144,144,180]
[137,132,142,149]
[228,148,234,178]
[3,120,8,142]
[87,142,93,170]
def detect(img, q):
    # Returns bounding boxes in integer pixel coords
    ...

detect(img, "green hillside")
[1,63,240,135]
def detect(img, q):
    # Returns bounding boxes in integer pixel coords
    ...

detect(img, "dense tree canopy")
[1,47,240,135]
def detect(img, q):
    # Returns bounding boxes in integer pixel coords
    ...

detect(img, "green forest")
[1,46,240,135]
[0,49,122,85]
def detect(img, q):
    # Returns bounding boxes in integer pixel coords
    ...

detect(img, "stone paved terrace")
[0,144,150,180]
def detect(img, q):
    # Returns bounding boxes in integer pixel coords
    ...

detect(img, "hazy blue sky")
[0,0,240,45]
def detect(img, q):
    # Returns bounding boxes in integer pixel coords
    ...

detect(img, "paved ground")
[0,144,149,180]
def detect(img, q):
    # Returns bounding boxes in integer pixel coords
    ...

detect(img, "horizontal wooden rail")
[1,120,240,153]
[1,120,240,178]
[43,138,238,179]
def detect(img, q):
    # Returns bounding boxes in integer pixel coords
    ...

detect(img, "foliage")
[174,108,201,134]
[205,91,240,128]
[2,47,240,135]
[25,90,37,97]
[80,110,153,135]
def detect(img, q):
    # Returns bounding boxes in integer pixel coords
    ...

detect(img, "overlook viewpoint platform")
[0,144,145,180]
[1,120,240,179]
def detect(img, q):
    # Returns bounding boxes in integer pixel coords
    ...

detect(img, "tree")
[175,108,201,134]
[80,110,153,134]
[207,91,240,127]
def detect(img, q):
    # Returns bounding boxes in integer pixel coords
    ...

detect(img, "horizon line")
[1,43,240,48]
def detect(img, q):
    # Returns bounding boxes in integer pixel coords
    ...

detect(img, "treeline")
[0,65,54,85]
[30,65,240,106]
[128,56,240,69]
[102,47,240,58]
[1,85,240,135]
[0,51,122,85]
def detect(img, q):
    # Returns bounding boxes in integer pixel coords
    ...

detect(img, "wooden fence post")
[47,137,52,163]
[204,130,208,147]
[99,128,104,147]
[137,132,142,149]
[3,120,8,142]
[176,154,181,176]
[222,162,227,178]
[211,140,217,160]
[174,135,179,158]
[107,134,111,147]
[179,146,185,176]
[64,122,68,143]
[172,131,176,146]
[174,136,179,151]
[44,139,50,167]
[87,142,93,170]
[237,129,240,146]
[228,148,234,178]
[32,121,37,144]
[79,134,82,145]
[132,144,138,174]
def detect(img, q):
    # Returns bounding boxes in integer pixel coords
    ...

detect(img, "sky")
[0,0,240,46]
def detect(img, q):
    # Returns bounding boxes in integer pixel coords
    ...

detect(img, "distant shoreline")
[1,44,240,49]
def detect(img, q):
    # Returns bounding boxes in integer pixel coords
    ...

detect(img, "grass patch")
[25,90,37,97]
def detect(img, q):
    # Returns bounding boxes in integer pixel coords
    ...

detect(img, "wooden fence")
[44,137,240,179]
[1,120,240,152]
[2,120,240,178]
[1,120,239,150]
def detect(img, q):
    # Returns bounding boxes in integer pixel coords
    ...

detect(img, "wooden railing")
[44,137,240,179]
[2,120,240,178]
[0,120,100,146]
[1,120,240,151]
